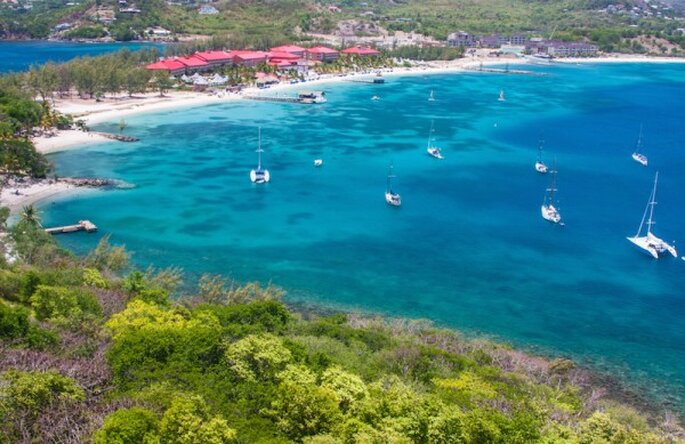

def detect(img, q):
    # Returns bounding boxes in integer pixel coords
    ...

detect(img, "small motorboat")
[314,159,323,167]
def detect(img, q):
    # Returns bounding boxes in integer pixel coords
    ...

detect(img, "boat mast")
[635,124,643,154]
[538,139,544,162]
[545,159,557,205]
[387,164,395,193]
[646,172,658,235]
[257,127,263,170]
[427,121,435,149]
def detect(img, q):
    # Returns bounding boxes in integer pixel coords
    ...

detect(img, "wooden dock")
[345,77,386,84]
[466,66,548,77]
[243,95,302,104]
[45,220,98,235]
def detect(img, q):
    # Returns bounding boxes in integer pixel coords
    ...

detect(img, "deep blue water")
[43,63,685,409]
[0,40,164,72]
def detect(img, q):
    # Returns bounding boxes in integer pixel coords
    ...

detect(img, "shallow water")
[44,63,685,409]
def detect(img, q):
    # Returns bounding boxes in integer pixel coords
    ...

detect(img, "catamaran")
[428,90,435,102]
[626,172,677,259]
[385,163,401,207]
[498,89,506,102]
[426,120,444,160]
[631,125,648,166]
[541,160,562,224]
[535,140,548,173]
[249,128,270,184]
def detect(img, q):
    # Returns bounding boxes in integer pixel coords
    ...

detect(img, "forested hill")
[1,0,685,53]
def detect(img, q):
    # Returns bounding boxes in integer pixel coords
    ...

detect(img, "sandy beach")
[33,129,113,154]
[0,180,77,213]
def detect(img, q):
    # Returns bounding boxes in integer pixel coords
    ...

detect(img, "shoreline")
[289,297,684,422]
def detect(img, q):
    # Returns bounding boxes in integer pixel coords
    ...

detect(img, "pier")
[466,66,548,77]
[243,90,327,104]
[45,220,98,235]
[345,77,386,84]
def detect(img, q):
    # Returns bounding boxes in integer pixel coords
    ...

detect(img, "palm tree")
[20,205,42,228]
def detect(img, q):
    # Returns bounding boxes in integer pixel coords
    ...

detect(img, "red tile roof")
[175,55,209,68]
[229,50,268,61]
[145,59,186,71]
[267,51,301,60]
[341,46,380,55]
[270,45,306,53]
[307,46,339,54]
[195,50,232,62]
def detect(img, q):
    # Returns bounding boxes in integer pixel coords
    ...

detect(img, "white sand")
[0,180,76,213]
[45,53,685,152]
[33,130,112,154]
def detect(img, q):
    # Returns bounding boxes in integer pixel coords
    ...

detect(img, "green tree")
[95,407,160,444]
[158,395,237,444]
[268,380,341,440]
[225,333,292,382]
[153,71,174,97]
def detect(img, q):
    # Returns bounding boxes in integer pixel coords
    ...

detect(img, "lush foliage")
[0,218,682,442]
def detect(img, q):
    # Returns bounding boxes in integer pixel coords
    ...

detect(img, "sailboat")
[385,163,401,207]
[541,160,562,224]
[428,90,435,102]
[631,125,648,166]
[626,172,677,259]
[535,140,548,173]
[249,127,270,184]
[426,120,444,160]
[498,89,506,102]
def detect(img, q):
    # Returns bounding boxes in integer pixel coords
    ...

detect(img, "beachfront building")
[145,59,186,76]
[270,45,306,57]
[195,50,233,68]
[229,50,268,67]
[175,55,211,73]
[306,46,339,62]
[447,31,476,48]
[341,46,380,57]
[526,40,598,57]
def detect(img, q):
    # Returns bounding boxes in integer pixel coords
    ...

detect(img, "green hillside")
[1,0,685,52]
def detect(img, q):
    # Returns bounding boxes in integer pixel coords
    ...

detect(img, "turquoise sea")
[0,40,163,73]
[43,63,685,410]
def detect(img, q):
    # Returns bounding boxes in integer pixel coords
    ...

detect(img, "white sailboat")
[631,125,648,166]
[541,160,562,224]
[626,172,677,259]
[428,90,435,102]
[249,127,270,184]
[498,89,506,102]
[426,120,444,160]
[385,163,401,207]
[535,140,548,173]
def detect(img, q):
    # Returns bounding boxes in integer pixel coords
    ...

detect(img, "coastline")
[0,179,80,213]
[18,52,684,212]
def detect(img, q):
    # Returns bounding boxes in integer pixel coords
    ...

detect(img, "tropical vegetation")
[0,205,683,443]
[1,0,685,54]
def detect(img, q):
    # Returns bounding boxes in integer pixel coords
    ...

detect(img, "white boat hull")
[535,162,548,173]
[385,191,401,207]
[541,204,561,224]
[250,169,270,184]
[627,233,677,259]
[427,147,444,159]
[314,159,323,167]
[632,152,648,166]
